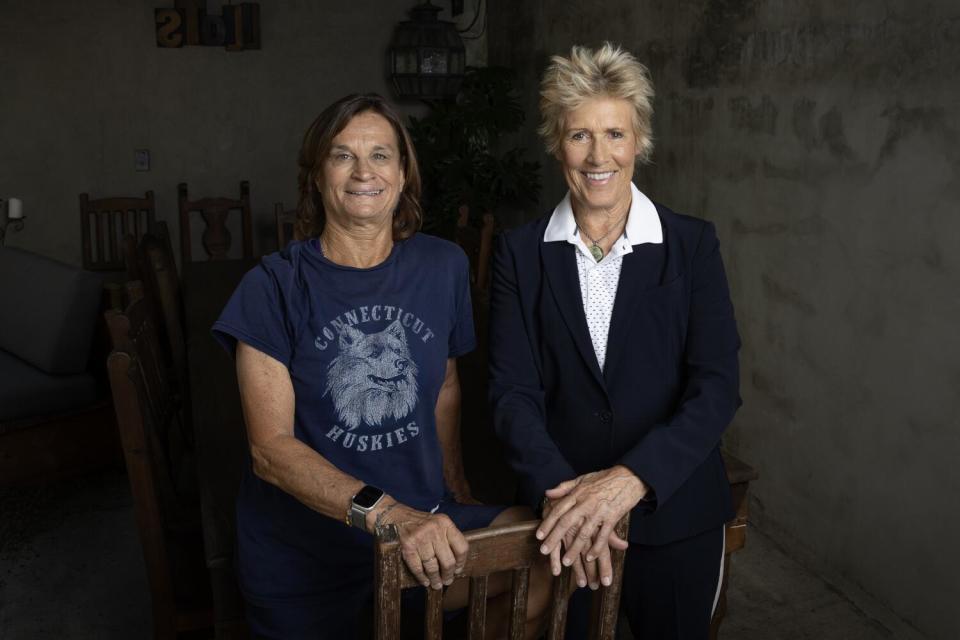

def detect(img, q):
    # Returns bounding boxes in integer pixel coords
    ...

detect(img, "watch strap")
[350,505,368,529]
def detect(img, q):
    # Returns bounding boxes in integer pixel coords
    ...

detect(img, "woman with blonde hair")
[489,43,741,638]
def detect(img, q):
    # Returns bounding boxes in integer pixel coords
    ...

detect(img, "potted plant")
[408,66,541,291]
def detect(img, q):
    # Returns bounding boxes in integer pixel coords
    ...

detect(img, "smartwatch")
[350,484,385,530]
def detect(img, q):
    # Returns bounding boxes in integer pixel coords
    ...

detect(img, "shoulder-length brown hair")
[295,93,423,241]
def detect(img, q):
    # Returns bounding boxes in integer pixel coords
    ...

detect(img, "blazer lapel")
[541,241,606,387]
[604,219,676,382]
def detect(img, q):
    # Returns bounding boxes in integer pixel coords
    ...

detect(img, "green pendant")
[590,244,604,262]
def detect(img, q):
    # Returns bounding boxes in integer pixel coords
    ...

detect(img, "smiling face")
[317,111,405,229]
[557,97,640,218]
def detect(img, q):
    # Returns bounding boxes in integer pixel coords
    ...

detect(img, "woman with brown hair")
[213,93,547,638]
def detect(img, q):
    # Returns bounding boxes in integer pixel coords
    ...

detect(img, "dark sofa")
[0,247,118,484]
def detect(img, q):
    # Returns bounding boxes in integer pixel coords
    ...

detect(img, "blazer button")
[599,410,612,423]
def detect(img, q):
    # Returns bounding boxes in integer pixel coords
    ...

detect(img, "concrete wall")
[488,1,960,638]
[0,0,485,264]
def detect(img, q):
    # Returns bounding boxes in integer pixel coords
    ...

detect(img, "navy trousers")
[566,525,725,639]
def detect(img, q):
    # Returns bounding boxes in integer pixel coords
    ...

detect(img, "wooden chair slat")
[107,211,118,265]
[546,567,572,640]
[275,202,298,250]
[241,181,253,258]
[124,207,134,238]
[507,567,530,640]
[375,525,403,638]
[95,212,105,263]
[425,587,444,640]
[467,575,489,640]
[587,517,629,640]
[123,234,141,281]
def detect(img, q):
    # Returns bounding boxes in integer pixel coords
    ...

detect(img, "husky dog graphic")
[325,320,419,430]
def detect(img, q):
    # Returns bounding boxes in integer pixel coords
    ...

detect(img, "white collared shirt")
[543,183,663,371]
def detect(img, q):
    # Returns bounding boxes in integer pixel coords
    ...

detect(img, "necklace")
[577,211,628,262]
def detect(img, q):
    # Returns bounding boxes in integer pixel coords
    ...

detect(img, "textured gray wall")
[0,0,485,263]
[488,1,960,638]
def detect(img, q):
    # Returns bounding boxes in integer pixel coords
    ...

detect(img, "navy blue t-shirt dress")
[212,234,502,635]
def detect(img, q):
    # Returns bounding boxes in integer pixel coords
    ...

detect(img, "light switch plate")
[135,149,150,171]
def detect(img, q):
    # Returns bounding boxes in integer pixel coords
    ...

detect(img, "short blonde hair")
[538,43,655,162]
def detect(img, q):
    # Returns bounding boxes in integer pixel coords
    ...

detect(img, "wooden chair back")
[80,191,156,271]
[178,181,253,263]
[375,516,629,640]
[275,202,299,250]
[138,222,189,398]
[104,293,211,638]
[123,233,143,282]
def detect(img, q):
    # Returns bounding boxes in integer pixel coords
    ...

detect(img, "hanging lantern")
[389,1,466,100]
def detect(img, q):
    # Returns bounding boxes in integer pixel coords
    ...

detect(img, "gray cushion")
[0,248,103,374]
[0,349,101,422]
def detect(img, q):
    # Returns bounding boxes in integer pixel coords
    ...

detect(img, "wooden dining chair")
[375,516,629,640]
[178,181,253,263]
[275,202,299,250]
[105,292,212,639]
[119,266,250,637]
[80,191,156,271]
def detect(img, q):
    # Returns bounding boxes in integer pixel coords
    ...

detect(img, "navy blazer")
[488,203,741,545]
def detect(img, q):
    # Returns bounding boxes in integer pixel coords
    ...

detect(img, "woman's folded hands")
[537,466,647,589]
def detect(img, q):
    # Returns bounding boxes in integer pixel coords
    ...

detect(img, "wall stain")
[721,158,758,182]
[641,40,673,80]
[732,218,787,236]
[762,157,833,187]
[670,94,716,135]
[750,370,796,421]
[730,95,778,134]
[923,244,944,271]
[734,20,958,86]
[843,299,887,339]
[739,23,882,76]
[732,215,827,237]
[818,107,856,161]
[684,0,757,88]
[793,343,826,377]
[764,316,786,351]
[793,215,829,236]
[876,104,960,167]
[792,98,818,150]
[762,274,817,316]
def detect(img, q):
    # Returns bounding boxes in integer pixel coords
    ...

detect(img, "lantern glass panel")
[395,49,418,74]
[420,48,448,74]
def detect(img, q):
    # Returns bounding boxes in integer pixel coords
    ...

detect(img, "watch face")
[354,485,384,509]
